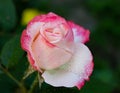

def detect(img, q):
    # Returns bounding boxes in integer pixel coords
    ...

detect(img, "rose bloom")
[21,12,94,89]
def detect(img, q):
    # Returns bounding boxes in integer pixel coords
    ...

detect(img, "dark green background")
[0,0,120,93]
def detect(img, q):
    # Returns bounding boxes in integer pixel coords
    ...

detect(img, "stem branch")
[28,75,38,93]
[0,64,27,93]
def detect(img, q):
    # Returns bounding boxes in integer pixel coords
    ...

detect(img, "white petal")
[42,69,82,87]
[42,43,93,89]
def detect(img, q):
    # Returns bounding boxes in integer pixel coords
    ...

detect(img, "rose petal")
[31,34,73,70]
[21,22,44,71]
[68,21,90,43]
[42,43,93,89]
[28,12,67,25]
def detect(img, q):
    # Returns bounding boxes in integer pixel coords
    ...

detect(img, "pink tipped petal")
[84,61,94,80]
[42,43,93,89]
[28,12,67,27]
[68,21,90,43]
[21,22,44,71]
[20,30,37,70]
[21,29,30,51]
[21,30,36,68]
[76,79,85,89]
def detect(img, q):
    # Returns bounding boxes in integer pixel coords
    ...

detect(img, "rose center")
[43,28,63,43]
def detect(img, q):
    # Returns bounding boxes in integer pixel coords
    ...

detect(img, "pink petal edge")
[68,21,90,43]
[28,12,67,27]
[76,61,94,89]
[21,23,43,72]
[21,29,38,70]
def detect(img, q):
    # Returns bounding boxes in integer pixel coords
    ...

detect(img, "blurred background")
[0,0,120,93]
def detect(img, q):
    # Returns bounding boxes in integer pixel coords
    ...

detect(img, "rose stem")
[0,63,27,93]
[28,74,38,93]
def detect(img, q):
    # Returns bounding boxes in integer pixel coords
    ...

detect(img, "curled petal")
[42,43,93,89]
[21,22,43,71]
[68,21,90,43]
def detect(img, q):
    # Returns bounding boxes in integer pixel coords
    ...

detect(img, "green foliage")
[0,73,16,93]
[0,70,2,74]
[80,76,114,93]
[0,35,24,68]
[0,0,16,30]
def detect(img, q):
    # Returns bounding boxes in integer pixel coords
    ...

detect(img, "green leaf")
[0,70,2,74]
[0,33,12,52]
[0,0,16,30]
[0,35,24,68]
[80,75,115,93]
[95,69,114,84]
[0,73,16,93]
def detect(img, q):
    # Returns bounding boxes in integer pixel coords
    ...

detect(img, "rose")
[21,12,94,89]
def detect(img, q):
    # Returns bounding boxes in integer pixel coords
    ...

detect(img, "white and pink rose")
[21,12,94,89]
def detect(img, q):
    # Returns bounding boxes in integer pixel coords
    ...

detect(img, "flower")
[21,12,94,89]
